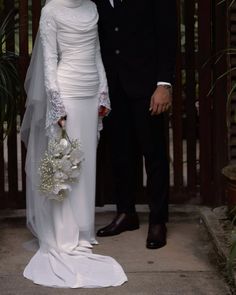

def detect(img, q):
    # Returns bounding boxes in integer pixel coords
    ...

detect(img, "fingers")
[150,101,172,115]
[150,85,172,115]
[163,102,172,112]
[61,119,66,128]
[149,96,155,114]
[99,106,109,117]
[157,104,163,115]
[99,106,105,116]
[58,117,66,128]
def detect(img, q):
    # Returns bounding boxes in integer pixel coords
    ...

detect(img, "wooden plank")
[229,4,236,162]
[198,0,213,204]
[19,0,29,208]
[171,0,183,192]
[32,0,41,43]
[19,0,29,75]
[7,123,18,206]
[20,144,26,208]
[0,132,5,208]
[4,0,15,51]
[4,0,18,208]
[0,0,10,207]
[184,0,197,191]
[211,0,229,205]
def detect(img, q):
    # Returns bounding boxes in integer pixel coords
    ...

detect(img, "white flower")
[59,138,72,155]
[70,167,81,178]
[52,183,72,195]
[59,138,68,148]
[54,171,68,181]
[70,148,84,165]
[60,156,72,173]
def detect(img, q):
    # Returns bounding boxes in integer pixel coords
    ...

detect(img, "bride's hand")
[58,116,67,128]
[99,106,109,117]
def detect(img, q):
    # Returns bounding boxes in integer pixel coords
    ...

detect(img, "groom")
[94,0,177,249]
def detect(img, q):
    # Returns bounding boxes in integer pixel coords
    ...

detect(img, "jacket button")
[115,49,120,55]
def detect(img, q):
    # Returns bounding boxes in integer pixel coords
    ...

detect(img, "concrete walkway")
[0,207,231,295]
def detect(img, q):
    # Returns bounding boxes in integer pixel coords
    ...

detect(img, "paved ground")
[0,207,231,295]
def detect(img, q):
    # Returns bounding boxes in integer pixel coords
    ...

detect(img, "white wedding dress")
[21,0,127,288]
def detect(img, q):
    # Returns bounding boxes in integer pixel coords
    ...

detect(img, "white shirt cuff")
[157,82,172,86]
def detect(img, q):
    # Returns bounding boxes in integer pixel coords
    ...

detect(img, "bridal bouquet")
[39,128,84,201]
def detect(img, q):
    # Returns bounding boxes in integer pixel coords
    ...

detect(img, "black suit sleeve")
[154,0,177,84]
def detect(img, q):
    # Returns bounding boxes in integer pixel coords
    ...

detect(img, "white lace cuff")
[46,90,67,129]
[99,92,111,114]
[97,92,111,142]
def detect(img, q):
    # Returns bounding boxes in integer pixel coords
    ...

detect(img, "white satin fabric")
[22,0,127,288]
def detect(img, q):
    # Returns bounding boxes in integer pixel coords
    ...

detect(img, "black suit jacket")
[94,0,177,99]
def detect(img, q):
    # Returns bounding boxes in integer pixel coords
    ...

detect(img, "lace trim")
[97,92,111,140]
[46,90,67,129]
[99,92,111,113]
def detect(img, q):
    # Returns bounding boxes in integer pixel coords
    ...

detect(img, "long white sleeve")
[95,33,111,135]
[95,33,111,111]
[40,8,66,129]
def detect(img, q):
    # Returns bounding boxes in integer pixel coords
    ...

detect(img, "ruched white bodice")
[56,0,100,98]
[39,0,110,128]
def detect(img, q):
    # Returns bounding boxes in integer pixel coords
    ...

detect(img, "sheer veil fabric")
[21,0,127,288]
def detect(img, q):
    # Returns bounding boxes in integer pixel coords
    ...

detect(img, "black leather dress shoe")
[97,213,140,237]
[146,223,167,249]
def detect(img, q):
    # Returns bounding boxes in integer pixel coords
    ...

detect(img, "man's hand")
[149,85,172,116]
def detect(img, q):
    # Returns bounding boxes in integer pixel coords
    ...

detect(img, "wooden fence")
[0,0,230,209]
[229,3,236,162]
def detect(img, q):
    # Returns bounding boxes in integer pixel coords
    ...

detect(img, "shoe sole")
[97,225,140,237]
[146,241,166,249]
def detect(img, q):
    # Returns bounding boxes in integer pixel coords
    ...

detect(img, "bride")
[21,0,127,288]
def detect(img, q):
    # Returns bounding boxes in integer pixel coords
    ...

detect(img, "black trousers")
[106,79,169,224]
